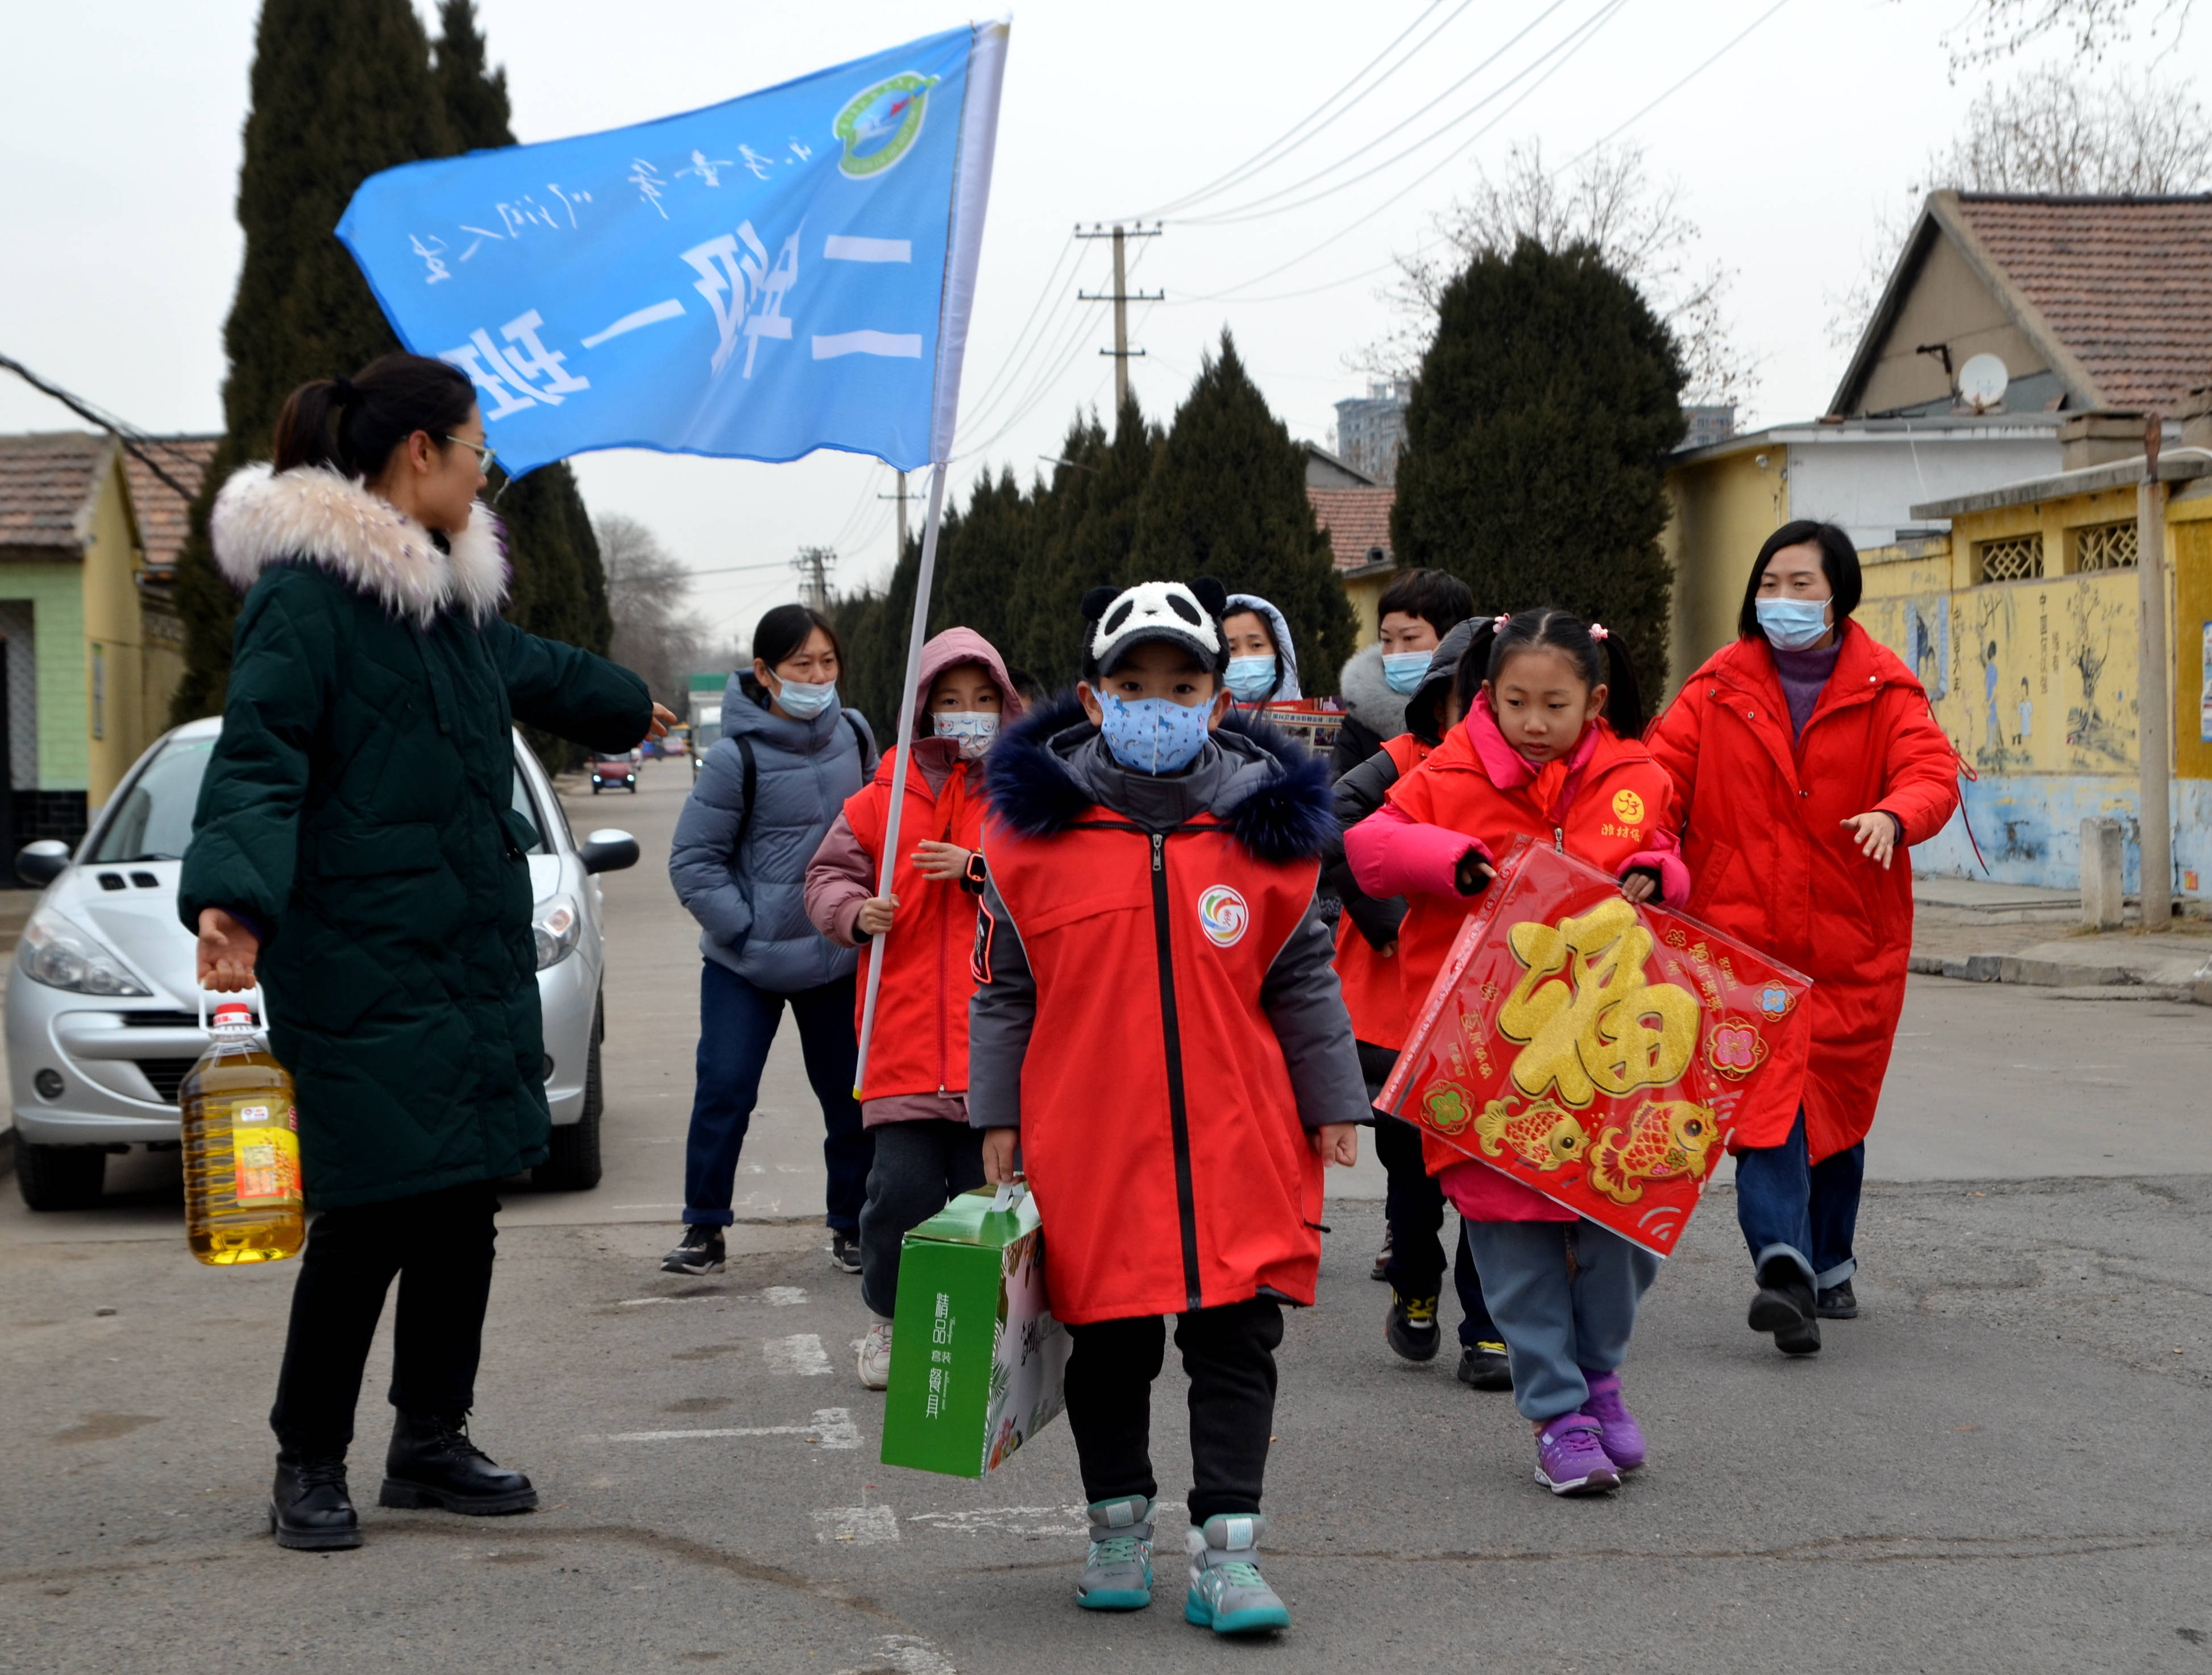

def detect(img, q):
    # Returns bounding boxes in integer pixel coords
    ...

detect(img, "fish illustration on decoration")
[1472,1097,1591,1172]
[1587,1100,1717,1205]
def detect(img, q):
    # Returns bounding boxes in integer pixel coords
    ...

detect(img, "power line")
[1560,0,1795,170]
[0,351,206,501]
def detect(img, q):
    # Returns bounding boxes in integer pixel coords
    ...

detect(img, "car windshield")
[87,736,215,862]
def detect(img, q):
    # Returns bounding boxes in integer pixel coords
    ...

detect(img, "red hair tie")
[1493,613,1512,629]
[1590,622,1609,641]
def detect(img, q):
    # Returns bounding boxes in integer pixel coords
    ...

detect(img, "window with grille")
[1975,533,2043,582]
[2070,519,2138,572]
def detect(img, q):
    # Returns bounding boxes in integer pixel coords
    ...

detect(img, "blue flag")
[338,23,1007,477]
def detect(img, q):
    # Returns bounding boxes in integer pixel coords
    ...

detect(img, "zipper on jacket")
[1149,830,1205,1312]
[1553,826,1565,853]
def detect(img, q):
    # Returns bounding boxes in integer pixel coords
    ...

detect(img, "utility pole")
[2137,413,2172,929]
[877,470,910,559]
[792,545,836,613]
[1076,222,1163,417]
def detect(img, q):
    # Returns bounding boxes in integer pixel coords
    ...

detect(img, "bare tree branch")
[1939,0,2195,74]
[595,512,705,708]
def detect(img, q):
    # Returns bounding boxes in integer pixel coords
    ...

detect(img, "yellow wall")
[79,449,147,809]
[1340,571,1391,647]
[1661,445,1788,697]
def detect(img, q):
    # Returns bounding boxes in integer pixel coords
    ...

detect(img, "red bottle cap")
[213,1002,253,1026]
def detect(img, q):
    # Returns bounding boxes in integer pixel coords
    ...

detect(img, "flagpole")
[852,459,949,1096]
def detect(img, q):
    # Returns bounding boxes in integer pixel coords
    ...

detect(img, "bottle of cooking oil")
[180,997,304,1265]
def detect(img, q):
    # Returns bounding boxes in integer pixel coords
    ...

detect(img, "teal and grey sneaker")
[1077,1495,1154,1610]
[1183,1514,1290,1635]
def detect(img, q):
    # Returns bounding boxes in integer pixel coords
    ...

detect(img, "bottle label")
[232,1103,302,1208]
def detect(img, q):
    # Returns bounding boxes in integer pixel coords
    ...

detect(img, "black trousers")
[1376,1114,1499,1346]
[268,1181,500,1456]
[1063,1297,1283,1525]
[857,1118,987,1319]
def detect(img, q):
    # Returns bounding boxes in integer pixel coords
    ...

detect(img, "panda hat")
[1081,577,1230,678]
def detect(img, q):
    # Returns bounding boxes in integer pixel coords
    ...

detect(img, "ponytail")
[1452,606,1647,739]
[271,353,476,481]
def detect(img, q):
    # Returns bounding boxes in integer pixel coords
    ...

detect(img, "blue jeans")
[1734,1109,1865,1291]
[682,963,872,1234]
[1460,1219,1660,1422]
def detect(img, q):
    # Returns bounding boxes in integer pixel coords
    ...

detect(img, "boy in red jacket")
[968,579,1365,1636]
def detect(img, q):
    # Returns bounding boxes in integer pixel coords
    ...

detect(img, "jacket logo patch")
[1611,789,1646,823]
[1197,885,1248,948]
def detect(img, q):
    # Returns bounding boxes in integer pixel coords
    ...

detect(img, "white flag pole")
[851,20,1007,1097]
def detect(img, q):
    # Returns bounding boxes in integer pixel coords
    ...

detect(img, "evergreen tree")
[434,0,613,691]
[1132,332,1356,690]
[1391,238,1684,691]
[172,0,453,722]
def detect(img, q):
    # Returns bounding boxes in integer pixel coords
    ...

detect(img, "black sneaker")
[829,1231,862,1274]
[661,1224,724,1275]
[1384,1290,1441,1362]
[1455,1340,1513,1391]
[1816,1279,1859,1320]
[1748,1257,1821,1355]
[1370,1224,1394,1282]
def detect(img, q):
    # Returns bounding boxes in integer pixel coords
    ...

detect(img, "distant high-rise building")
[1679,404,1737,451]
[1333,378,1411,487]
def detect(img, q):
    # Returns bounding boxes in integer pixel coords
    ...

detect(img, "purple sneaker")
[1533,1413,1620,1496]
[1579,1369,1645,1472]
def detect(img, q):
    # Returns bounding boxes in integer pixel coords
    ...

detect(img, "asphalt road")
[5,756,2209,1674]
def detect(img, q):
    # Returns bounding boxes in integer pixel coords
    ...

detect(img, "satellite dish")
[1957,353,2010,412]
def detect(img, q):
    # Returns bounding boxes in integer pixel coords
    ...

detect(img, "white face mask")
[932,710,999,760]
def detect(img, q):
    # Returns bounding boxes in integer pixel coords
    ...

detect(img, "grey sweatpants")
[1460,1218,1661,1422]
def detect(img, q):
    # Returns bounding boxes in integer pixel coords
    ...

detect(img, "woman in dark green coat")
[179,354,666,1552]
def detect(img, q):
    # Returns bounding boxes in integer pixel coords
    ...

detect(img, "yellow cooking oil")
[180,1000,304,1264]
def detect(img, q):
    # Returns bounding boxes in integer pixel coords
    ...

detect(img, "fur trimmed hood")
[982,693,1335,864]
[210,464,509,627]
[1337,641,1408,739]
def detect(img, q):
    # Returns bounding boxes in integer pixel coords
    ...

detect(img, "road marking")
[815,1504,899,1545]
[765,1333,832,1375]
[607,1407,858,1448]
[615,1295,721,1307]
[906,1505,1086,1537]
[762,1286,807,1307]
[837,1635,956,1675]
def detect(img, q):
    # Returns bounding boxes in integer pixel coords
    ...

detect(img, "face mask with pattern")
[932,710,999,760]
[1093,688,1213,774]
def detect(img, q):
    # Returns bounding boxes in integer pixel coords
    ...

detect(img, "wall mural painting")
[2064,581,2135,770]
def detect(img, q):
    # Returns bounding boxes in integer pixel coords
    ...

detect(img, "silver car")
[6,717,638,1210]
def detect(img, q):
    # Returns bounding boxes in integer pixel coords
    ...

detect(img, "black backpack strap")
[844,711,876,773]
[731,734,759,855]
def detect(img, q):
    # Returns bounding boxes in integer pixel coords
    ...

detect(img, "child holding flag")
[804,628,1022,1390]
[968,579,1366,1633]
[1346,608,1687,1496]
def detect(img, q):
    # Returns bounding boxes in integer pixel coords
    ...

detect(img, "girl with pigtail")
[1344,607,1688,1497]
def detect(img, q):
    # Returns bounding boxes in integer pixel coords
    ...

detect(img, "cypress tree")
[1132,331,1356,691]
[172,0,453,722]
[1391,238,1685,691]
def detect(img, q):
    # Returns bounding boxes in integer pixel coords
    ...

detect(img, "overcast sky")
[5,1,2205,649]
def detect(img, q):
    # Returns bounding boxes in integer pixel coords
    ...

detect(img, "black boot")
[379,1412,538,1515]
[269,1452,363,1550]
[1748,1257,1821,1355]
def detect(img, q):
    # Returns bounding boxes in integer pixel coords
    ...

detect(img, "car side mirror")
[578,829,639,875]
[15,839,71,888]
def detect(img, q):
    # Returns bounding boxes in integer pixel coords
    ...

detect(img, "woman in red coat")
[1646,521,1958,1356]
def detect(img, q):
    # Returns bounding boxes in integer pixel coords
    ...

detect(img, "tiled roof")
[123,436,219,575]
[0,432,109,553]
[1306,485,1395,571]
[1954,194,2212,413]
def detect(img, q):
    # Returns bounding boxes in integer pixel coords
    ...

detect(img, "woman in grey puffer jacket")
[665,604,877,1275]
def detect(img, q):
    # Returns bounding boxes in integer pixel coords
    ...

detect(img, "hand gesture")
[856,895,898,936]
[197,907,261,992]
[646,702,677,740]
[910,840,972,881]
[1310,1122,1359,1167]
[1840,811,1900,870]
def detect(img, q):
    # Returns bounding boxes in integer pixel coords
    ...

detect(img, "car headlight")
[16,909,153,996]
[532,895,581,970]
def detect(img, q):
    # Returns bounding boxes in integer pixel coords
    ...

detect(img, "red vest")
[1332,732,1429,1051]
[844,754,983,1102]
[981,809,1324,1325]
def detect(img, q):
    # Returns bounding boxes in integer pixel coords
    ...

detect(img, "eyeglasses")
[444,434,498,475]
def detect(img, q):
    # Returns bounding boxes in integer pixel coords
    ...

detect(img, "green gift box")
[880,1183,1070,1478]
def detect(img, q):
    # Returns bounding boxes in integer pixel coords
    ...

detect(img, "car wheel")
[14,1131,107,1211]
[534,998,604,1192]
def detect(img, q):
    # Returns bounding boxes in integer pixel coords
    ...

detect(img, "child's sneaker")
[1384,1290,1441,1362]
[1533,1413,1620,1496]
[1184,1515,1289,1635]
[659,1224,724,1275]
[1578,1369,1645,1471]
[1077,1496,1154,1611]
[857,1319,893,1390]
[1455,1340,1513,1391]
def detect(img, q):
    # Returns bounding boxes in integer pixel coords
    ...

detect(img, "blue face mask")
[1223,656,1277,704]
[1382,650,1433,695]
[1755,597,1833,652]
[1094,689,1214,775]
[773,677,839,719]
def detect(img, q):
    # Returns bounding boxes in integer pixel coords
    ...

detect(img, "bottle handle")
[197,984,268,1031]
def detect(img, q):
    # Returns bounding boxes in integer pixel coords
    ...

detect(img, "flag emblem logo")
[1611,789,1645,823]
[1197,886,1249,948]
[836,73,939,178]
